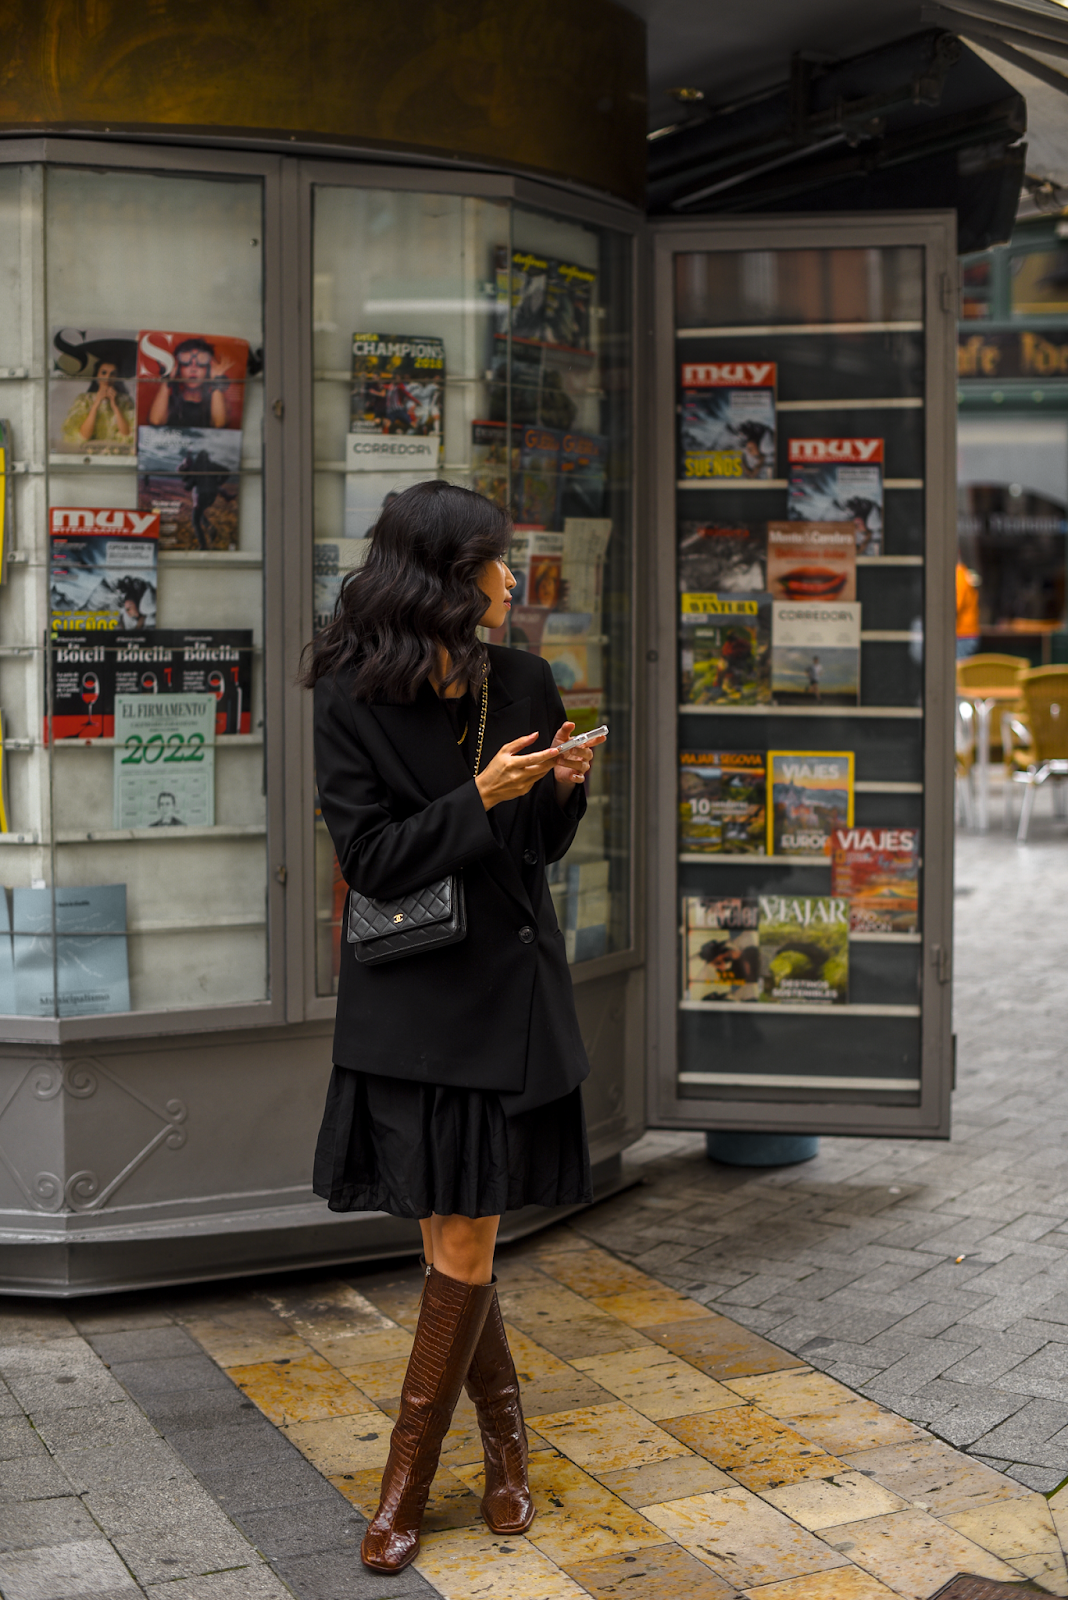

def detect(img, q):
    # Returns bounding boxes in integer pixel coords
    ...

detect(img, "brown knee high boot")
[464,1289,536,1534]
[361,1266,495,1574]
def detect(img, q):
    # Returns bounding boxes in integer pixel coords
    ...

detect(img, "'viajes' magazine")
[767,750,854,857]
[831,826,920,932]
[678,750,766,855]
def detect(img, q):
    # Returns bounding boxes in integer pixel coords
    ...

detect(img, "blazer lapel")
[370,681,472,802]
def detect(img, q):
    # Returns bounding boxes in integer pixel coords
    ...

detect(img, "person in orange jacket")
[956,559,980,659]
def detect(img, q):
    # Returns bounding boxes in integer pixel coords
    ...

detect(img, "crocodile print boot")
[464,1289,536,1534]
[360,1266,495,1573]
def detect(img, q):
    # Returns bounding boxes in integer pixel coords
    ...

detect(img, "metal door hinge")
[931,943,950,983]
[939,271,957,315]
[275,865,287,886]
[272,397,285,420]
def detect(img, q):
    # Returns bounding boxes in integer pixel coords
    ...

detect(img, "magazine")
[546,259,597,350]
[50,327,138,457]
[540,612,603,694]
[137,425,241,551]
[313,538,370,633]
[682,896,760,1001]
[768,751,854,857]
[48,629,254,740]
[564,858,609,963]
[348,333,444,472]
[113,693,216,829]
[508,529,564,608]
[516,426,562,527]
[49,508,159,632]
[679,361,776,481]
[471,420,520,512]
[758,894,849,1005]
[766,521,856,601]
[559,430,608,521]
[787,438,884,555]
[679,750,766,855]
[136,330,249,430]
[343,472,419,539]
[831,826,920,933]
[495,247,550,341]
[487,339,584,430]
[771,601,861,706]
[562,518,612,617]
[12,884,130,1017]
[677,523,766,593]
[679,593,771,706]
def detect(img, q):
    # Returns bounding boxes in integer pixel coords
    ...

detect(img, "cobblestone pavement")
[5,1231,1068,1600]
[571,823,1068,1496]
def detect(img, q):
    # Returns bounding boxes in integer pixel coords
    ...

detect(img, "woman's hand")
[475,733,561,810]
[550,721,605,807]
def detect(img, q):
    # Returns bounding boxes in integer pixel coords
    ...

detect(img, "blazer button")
[522,848,538,865]
[518,925,536,944]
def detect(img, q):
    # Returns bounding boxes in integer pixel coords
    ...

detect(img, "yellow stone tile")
[266,1280,395,1345]
[454,1447,666,1566]
[498,1283,606,1322]
[665,1405,845,1490]
[336,1352,411,1404]
[942,1494,1061,1560]
[532,1401,693,1474]
[760,1470,909,1530]
[327,1466,384,1517]
[333,1460,481,1530]
[842,1438,1033,1516]
[726,1369,924,1454]
[643,1315,803,1381]
[503,1322,576,1382]
[282,1410,392,1474]
[591,1289,714,1330]
[181,1311,310,1369]
[536,1247,660,1301]
[643,1486,847,1589]
[414,1523,590,1598]
[1007,1549,1068,1596]
[228,1354,373,1425]
[330,1326,413,1369]
[498,1289,653,1360]
[742,1569,901,1599]
[570,1346,743,1421]
[598,1454,733,1509]
[821,1506,1020,1598]
[564,1541,740,1599]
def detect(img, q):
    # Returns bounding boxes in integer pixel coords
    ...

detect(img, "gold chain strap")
[473,678,489,776]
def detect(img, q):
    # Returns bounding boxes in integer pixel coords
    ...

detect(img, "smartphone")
[555,724,609,754]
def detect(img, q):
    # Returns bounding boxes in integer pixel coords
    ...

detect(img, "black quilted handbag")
[344,679,487,966]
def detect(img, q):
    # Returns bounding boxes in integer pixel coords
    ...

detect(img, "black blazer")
[314,645,590,1114]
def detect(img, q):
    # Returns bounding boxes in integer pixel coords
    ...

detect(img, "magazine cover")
[679,750,766,854]
[679,361,776,481]
[349,333,444,472]
[562,518,612,617]
[766,522,856,601]
[507,529,564,608]
[831,826,920,933]
[343,472,416,539]
[679,593,771,706]
[559,430,608,521]
[516,426,562,527]
[564,858,608,964]
[136,330,249,430]
[50,328,138,457]
[471,420,521,512]
[0,418,12,585]
[545,259,597,350]
[678,522,766,593]
[113,693,216,829]
[49,508,159,632]
[540,612,603,694]
[768,751,855,857]
[787,438,884,555]
[758,894,849,1005]
[771,600,861,705]
[137,425,241,550]
[47,629,254,740]
[495,247,550,341]
[313,538,370,633]
[682,896,760,1002]
[12,884,130,1017]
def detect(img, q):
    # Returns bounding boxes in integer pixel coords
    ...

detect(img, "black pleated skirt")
[312,1066,593,1220]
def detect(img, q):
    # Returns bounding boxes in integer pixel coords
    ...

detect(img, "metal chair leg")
[1018,776,1038,843]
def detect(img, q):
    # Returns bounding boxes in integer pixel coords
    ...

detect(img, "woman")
[303,479,602,1575]
[60,361,135,450]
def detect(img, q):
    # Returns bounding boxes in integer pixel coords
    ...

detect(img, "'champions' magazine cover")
[349,333,444,472]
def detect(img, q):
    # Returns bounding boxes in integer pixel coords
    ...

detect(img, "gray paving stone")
[1006,1462,1067,1493]
[88,1326,200,1365]
[53,1437,195,1497]
[107,1353,235,1401]
[0,1537,140,1600]
[146,1569,292,1600]
[272,1547,439,1600]
[234,1496,365,1559]
[0,1415,49,1461]
[0,1495,99,1552]
[970,1397,1068,1463]
[30,1400,161,1456]
[0,1453,74,1502]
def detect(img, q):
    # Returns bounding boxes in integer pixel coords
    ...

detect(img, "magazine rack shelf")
[651,213,956,1139]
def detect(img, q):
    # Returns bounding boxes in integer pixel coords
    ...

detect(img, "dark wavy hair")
[300,479,511,703]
